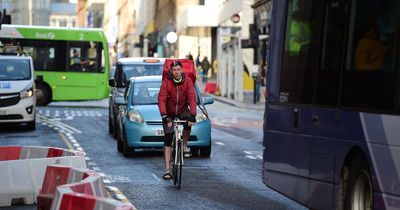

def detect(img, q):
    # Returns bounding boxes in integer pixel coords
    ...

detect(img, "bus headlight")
[196,111,207,122]
[128,110,144,123]
[20,86,34,99]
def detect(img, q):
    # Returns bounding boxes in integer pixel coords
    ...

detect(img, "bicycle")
[170,118,187,189]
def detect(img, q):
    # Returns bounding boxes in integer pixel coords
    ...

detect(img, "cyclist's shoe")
[162,173,172,180]
[184,147,191,158]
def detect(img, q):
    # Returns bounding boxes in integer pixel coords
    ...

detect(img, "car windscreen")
[123,64,163,79]
[132,81,161,105]
[0,59,31,81]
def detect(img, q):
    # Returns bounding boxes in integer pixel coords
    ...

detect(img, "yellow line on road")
[59,132,73,150]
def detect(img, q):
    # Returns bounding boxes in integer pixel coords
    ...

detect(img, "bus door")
[264,0,317,203]
[265,104,313,205]
[266,0,326,206]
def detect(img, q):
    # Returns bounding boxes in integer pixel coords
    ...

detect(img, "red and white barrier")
[0,146,86,207]
[46,166,135,210]
[37,165,98,210]
[58,193,133,210]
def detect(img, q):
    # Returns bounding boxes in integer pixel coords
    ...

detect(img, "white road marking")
[215,141,225,146]
[257,155,263,159]
[152,173,162,181]
[103,179,111,184]
[246,155,257,160]
[243,151,253,155]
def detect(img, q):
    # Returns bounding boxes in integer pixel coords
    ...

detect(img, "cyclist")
[158,60,196,180]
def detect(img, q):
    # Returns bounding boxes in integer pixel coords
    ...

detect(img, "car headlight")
[128,110,144,123]
[196,110,208,122]
[20,86,34,99]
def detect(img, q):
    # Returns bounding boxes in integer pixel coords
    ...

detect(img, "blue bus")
[262,0,399,209]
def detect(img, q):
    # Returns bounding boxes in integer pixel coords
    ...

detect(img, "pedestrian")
[201,56,210,83]
[188,53,194,61]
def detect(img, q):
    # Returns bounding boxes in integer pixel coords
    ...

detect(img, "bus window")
[341,0,398,111]
[68,41,103,73]
[280,0,321,104]
[315,0,348,106]
[19,40,67,71]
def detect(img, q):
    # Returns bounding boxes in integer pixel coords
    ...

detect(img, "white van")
[0,55,36,130]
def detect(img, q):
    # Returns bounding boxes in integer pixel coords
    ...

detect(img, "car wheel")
[200,140,211,157]
[117,133,123,153]
[113,116,119,139]
[26,119,36,131]
[108,112,113,135]
[36,83,51,106]
[122,128,134,157]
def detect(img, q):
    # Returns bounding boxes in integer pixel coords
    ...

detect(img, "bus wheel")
[345,156,373,210]
[36,83,51,106]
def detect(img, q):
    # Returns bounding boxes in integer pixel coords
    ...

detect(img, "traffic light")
[0,10,2,30]
[0,9,11,30]
[249,24,259,47]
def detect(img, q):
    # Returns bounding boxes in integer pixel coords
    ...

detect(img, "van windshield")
[123,64,163,79]
[0,59,31,81]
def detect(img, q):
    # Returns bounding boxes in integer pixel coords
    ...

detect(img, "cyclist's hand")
[162,115,172,127]
[167,122,173,128]
[188,114,196,127]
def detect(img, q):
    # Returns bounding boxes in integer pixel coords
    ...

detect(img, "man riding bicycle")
[158,60,196,180]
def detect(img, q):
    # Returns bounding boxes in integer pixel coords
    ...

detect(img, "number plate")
[153,129,164,136]
[0,110,7,115]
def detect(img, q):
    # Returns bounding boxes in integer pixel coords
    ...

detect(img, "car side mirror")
[203,96,214,105]
[109,78,115,87]
[114,97,127,105]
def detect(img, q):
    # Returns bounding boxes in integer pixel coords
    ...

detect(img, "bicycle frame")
[170,118,186,189]
[173,120,184,166]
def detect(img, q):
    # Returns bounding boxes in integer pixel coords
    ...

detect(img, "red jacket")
[158,76,196,117]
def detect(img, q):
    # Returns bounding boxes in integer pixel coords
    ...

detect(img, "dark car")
[108,57,165,138]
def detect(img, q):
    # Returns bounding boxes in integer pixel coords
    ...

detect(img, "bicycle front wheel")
[174,141,183,189]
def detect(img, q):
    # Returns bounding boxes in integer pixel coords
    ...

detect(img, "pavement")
[47,78,265,112]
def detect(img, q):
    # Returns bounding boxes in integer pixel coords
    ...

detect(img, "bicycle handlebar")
[172,119,187,124]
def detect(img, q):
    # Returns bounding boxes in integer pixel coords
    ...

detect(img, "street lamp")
[166,31,177,57]
[166,31,177,44]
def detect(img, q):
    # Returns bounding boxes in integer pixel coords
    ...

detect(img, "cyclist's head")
[169,60,184,82]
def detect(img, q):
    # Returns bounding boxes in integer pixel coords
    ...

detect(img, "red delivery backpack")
[162,59,196,84]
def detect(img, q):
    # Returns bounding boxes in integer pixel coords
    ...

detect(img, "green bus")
[0,25,110,105]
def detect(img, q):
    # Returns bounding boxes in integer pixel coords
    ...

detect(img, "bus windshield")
[0,60,31,81]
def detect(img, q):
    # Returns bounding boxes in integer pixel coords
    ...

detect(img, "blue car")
[114,76,214,157]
